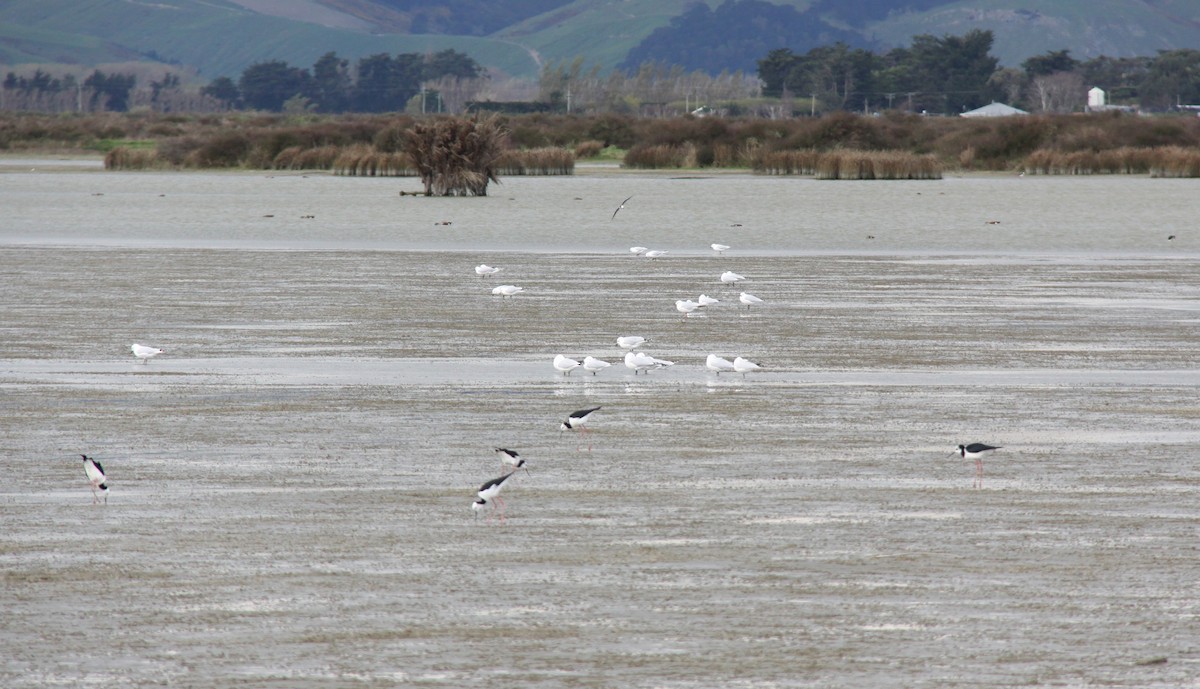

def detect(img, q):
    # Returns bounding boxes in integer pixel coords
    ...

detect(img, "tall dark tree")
[354,53,421,112]
[783,42,880,111]
[1138,49,1200,110]
[1023,50,1079,77]
[1079,55,1151,103]
[424,49,483,80]
[202,76,241,107]
[83,70,135,111]
[758,49,798,98]
[310,52,352,113]
[899,29,1000,112]
[239,60,310,111]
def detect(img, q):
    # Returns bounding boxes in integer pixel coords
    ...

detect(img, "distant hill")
[1,0,1198,81]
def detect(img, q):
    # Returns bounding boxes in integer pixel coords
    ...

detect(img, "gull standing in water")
[617,336,647,350]
[720,271,746,286]
[697,294,719,307]
[675,299,701,318]
[583,356,612,375]
[629,246,649,256]
[711,243,730,253]
[474,264,502,277]
[739,292,764,310]
[553,354,581,375]
[624,351,655,374]
[705,354,736,375]
[492,285,524,297]
[733,356,762,377]
[131,343,164,364]
[645,250,668,259]
[625,351,675,374]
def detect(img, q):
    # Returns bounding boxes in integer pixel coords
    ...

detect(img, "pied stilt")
[494,447,527,474]
[82,454,108,504]
[473,471,517,523]
[561,406,601,451]
[954,443,1002,489]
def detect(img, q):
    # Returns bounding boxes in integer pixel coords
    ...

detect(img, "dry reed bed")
[750,149,942,179]
[106,143,576,176]
[1023,146,1200,177]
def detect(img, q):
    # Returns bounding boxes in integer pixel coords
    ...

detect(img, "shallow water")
[2,165,1199,688]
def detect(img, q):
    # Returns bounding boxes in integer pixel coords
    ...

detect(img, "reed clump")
[272,145,342,171]
[404,114,507,196]
[1023,146,1200,176]
[573,140,604,159]
[104,146,169,170]
[815,150,942,180]
[332,144,416,176]
[1149,146,1200,178]
[750,149,821,175]
[495,147,574,175]
[623,142,697,169]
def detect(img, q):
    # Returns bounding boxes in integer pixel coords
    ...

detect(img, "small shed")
[960,102,1029,118]
[1088,87,1106,108]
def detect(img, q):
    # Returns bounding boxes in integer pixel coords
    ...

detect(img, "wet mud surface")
[3,242,1199,688]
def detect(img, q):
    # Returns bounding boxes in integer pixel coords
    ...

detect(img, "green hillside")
[0,0,543,79]
[0,0,1197,81]
[869,0,1200,67]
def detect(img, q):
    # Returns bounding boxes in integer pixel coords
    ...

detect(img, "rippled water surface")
[2,163,1199,688]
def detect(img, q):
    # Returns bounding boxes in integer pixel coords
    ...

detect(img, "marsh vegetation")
[5,109,1199,177]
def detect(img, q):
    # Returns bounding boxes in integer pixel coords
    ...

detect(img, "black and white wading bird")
[82,454,109,504]
[561,406,601,451]
[494,447,527,474]
[954,443,1002,489]
[473,471,517,523]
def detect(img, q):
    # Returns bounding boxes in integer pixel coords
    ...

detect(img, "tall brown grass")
[1149,146,1200,178]
[623,143,697,168]
[332,144,416,176]
[815,151,942,180]
[750,149,821,175]
[1023,146,1200,176]
[495,148,574,175]
[104,147,168,170]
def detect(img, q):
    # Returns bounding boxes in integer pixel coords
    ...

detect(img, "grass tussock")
[1149,146,1200,178]
[815,151,942,180]
[1023,146,1200,177]
[573,139,604,159]
[495,147,574,175]
[751,149,822,175]
[332,144,417,176]
[104,146,170,170]
[623,142,698,169]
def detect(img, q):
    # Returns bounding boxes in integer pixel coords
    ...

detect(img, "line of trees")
[202,49,485,113]
[3,31,1198,117]
[759,31,1200,114]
